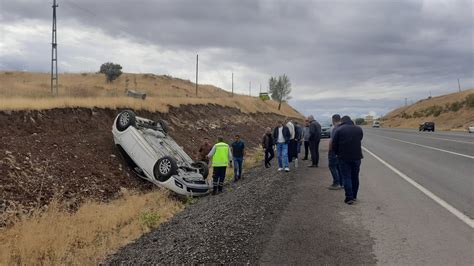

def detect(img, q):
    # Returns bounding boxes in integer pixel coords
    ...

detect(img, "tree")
[354,118,366,125]
[99,62,123,83]
[269,74,292,110]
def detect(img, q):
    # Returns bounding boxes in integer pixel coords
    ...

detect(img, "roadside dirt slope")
[0,71,229,98]
[0,105,287,227]
[0,71,302,118]
[382,88,474,130]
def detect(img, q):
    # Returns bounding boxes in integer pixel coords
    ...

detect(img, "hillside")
[0,71,301,118]
[382,89,474,130]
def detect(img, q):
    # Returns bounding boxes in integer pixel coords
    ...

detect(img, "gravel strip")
[107,165,298,264]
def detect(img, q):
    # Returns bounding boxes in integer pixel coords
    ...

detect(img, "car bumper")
[160,175,211,196]
[321,132,331,138]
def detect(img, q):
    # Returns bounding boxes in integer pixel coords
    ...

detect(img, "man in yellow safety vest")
[207,136,233,195]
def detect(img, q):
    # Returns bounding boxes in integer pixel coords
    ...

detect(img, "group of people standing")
[262,114,364,205]
[262,115,322,172]
[196,114,363,204]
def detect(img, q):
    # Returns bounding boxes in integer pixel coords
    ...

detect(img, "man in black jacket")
[307,115,321,167]
[273,121,291,172]
[332,116,364,205]
[262,127,274,168]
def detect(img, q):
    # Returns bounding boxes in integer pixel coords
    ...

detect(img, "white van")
[372,121,380,128]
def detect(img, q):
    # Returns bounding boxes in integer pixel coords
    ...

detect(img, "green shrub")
[401,112,412,119]
[424,105,443,117]
[448,101,464,112]
[140,212,160,229]
[466,94,474,108]
[354,118,366,125]
[412,111,423,118]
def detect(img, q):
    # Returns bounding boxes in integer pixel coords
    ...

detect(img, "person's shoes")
[328,184,340,190]
[294,159,298,168]
[284,167,290,172]
[277,168,283,171]
[344,198,355,205]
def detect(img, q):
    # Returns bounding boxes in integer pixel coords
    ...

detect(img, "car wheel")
[192,161,209,179]
[116,110,136,131]
[154,156,178,182]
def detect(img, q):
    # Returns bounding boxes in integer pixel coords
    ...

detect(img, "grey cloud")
[1,0,473,114]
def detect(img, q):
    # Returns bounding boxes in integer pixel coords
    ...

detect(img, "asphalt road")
[358,127,474,264]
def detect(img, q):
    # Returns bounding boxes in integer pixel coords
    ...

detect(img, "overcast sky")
[1,0,472,120]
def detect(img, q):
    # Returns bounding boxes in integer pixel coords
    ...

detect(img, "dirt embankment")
[381,89,474,130]
[0,105,286,227]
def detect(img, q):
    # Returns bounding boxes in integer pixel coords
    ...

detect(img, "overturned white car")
[112,110,211,196]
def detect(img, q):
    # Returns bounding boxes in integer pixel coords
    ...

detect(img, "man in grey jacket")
[307,115,321,167]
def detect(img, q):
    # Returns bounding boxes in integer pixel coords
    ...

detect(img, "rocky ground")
[107,163,297,264]
[107,142,377,264]
[0,105,286,227]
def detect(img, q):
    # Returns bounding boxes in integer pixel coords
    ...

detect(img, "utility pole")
[458,78,461,92]
[51,0,58,96]
[195,54,198,97]
[405,97,408,106]
[231,72,234,97]
[249,81,251,96]
[259,83,261,94]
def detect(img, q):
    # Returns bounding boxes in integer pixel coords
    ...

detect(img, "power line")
[195,54,198,96]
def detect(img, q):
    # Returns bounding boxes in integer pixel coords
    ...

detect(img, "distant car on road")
[419,122,435,132]
[372,121,380,128]
[468,125,474,133]
[112,110,211,196]
[321,125,331,138]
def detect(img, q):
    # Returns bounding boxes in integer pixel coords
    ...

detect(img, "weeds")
[184,196,198,205]
[466,94,474,108]
[139,211,161,229]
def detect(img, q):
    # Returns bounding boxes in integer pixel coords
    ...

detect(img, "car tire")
[192,161,209,179]
[154,156,178,182]
[116,110,136,131]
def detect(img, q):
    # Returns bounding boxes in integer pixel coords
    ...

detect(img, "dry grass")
[382,88,474,130]
[0,189,183,265]
[0,71,302,118]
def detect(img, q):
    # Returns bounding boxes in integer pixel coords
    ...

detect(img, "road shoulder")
[259,147,376,265]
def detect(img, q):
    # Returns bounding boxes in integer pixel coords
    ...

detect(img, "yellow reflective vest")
[212,142,230,167]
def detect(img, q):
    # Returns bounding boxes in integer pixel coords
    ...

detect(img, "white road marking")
[412,135,474,145]
[362,146,474,229]
[411,135,474,145]
[377,135,474,159]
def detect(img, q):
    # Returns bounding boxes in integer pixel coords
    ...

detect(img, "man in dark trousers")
[207,136,233,195]
[331,116,364,204]
[262,127,274,168]
[328,114,343,190]
[307,115,321,167]
[294,121,302,167]
[231,134,245,182]
[302,120,310,160]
